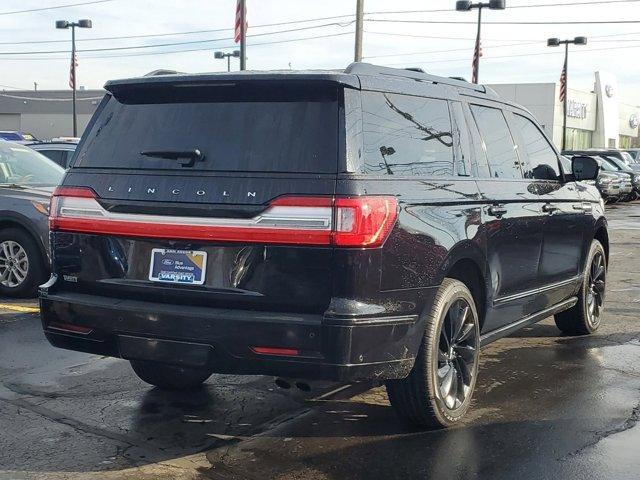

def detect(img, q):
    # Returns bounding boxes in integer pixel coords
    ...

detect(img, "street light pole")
[71,24,76,137]
[214,50,241,72]
[547,36,587,151]
[56,19,92,138]
[456,0,506,84]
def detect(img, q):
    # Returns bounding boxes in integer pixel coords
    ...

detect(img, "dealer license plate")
[148,249,207,285]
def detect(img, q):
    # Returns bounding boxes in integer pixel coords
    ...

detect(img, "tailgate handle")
[140,149,205,167]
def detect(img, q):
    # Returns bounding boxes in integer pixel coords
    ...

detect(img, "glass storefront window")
[565,128,592,150]
[620,135,640,148]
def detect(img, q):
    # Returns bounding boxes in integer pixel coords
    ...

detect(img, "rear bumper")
[40,283,431,382]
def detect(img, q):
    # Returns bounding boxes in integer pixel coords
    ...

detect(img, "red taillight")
[333,196,398,247]
[251,346,300,356]
[49,189,398,248]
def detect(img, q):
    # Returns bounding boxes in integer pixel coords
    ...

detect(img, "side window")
[361,91,454,176]
[449,101,472,176]
[513,114,560,181]
[470,105,522,179]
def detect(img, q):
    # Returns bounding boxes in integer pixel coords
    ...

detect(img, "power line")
[0,21,354,56]
[0,15,356,45]
[366,0,640,15]
[366,18,640,25]
[0,0,114,16]
[3,0,638,46]
[381,42,640,66]
[0,31,355,61]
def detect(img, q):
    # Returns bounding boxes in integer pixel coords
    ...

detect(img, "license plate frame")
[148,248,207,285]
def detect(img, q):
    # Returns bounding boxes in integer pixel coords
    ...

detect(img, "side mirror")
[572,155,599,181]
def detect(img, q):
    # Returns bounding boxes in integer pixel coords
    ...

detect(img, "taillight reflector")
[251,346,300,356]
[49,189,398,248]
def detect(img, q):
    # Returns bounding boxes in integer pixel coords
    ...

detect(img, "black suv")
[40,64,608,428]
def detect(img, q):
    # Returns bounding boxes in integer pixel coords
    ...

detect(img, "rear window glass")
[74,82,339,173]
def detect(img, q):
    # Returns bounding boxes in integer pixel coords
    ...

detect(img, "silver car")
[0,142,64,297]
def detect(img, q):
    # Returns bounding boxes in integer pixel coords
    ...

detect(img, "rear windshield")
[74,82,339,173]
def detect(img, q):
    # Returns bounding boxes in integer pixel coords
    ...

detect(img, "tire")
[130,360,212,390]
[386,278,480,429]
[554,239,606,335]
[0,228,46,298]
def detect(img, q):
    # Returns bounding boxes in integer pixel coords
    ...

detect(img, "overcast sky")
[0,0,639,104]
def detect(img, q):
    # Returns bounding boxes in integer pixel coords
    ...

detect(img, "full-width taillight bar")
[49,186,398,248]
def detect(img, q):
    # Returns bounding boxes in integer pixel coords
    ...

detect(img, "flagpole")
[562,42,568,151]
[472,5,482,84]
[71,24,77,137]
[240,0,246,70]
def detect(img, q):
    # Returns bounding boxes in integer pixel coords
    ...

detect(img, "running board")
[480,297,578,347]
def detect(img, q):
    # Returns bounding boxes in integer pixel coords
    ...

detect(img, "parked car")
[624,148,640,161]
[565,150,640,200]
[561,155,625,203]
[40,63,608,428]
[0,141,64,296]
[27,141,78,169]
[0,131,27,142]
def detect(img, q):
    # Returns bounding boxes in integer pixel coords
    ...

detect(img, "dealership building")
[0,89,104,140]
[488,71,640,151]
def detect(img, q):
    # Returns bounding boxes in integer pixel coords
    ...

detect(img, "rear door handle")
[542,203,559,214]
[488,204,508,217]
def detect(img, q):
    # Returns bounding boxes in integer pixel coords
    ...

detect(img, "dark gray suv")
[0,141,64,297]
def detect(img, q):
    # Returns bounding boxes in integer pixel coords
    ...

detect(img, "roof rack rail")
[144,69,183,77]
[344,62,488,94]
[344,62,492,93]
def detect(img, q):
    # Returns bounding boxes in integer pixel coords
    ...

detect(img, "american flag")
[234,0,247,43]
[471,40,482,84]
[69,52,78,90]
[559,62,567,102]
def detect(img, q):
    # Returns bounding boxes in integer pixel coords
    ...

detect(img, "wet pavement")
[1,202,639,479]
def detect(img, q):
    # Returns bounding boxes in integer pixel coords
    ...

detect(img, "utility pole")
[354,0,364,62]
[33,82,38,91]
[547,36,587,151]
[240,0,247,70]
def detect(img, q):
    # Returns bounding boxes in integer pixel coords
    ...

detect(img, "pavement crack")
[561,395,640,460]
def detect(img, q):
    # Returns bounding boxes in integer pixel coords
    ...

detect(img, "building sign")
[630,114,639,129]
[567,100,588,119]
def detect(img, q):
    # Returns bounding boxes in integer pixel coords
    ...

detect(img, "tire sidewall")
[428,280,480,425]
[580,240,606,334]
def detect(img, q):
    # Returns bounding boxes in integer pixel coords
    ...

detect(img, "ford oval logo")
[162,259,174,266]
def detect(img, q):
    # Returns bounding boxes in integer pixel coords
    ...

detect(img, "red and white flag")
[234,0,247,43]
[69,52,78,90]
[559,62,567,102]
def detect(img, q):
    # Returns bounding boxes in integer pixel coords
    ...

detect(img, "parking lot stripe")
[0,303,39,313]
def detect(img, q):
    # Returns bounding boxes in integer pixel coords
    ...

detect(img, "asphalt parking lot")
[0,202,639,480]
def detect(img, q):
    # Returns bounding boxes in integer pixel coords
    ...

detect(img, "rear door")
[467,102,546,331]
[52,79,344,314]
[510,111,585,304]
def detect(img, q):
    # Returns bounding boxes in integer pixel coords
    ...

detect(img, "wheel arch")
[593,221,609,265]
[437,242,488,330]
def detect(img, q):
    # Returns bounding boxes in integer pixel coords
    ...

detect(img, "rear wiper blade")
[140,149,204,167]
